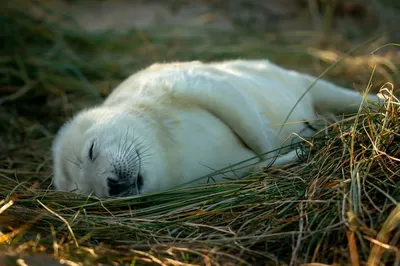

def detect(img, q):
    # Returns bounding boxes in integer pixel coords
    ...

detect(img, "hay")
[1,1,399,265]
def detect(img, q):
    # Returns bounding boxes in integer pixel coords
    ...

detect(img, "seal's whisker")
[65,157,80,169]
[118,126,131,160]
[71,145,83,165]
[122,136,141,158]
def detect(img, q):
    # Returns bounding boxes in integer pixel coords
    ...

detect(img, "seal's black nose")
[107,175,143,197]
[107,178,128,196]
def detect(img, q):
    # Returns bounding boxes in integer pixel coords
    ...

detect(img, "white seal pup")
[52,59,377,197]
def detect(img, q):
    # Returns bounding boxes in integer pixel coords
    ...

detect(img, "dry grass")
[1,1,400,265]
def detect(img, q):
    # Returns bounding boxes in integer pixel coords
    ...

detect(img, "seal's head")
[52,107,156,197]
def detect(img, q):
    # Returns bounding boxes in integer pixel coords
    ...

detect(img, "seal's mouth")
[107,174,143,197]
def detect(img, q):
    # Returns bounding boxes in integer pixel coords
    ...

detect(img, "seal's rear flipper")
[303,74,380,115]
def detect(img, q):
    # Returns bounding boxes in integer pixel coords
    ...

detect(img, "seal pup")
[52,59,377,197]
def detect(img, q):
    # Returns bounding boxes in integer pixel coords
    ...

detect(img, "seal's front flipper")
[172,72,271,160]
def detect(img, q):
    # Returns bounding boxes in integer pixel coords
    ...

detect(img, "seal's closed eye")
[88,141,95,161]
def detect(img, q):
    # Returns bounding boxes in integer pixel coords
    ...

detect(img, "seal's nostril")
[107,177,127,196]
[137,174,143,189]
[107,177,118,185]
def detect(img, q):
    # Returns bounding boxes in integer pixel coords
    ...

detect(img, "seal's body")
[52,60,376,197]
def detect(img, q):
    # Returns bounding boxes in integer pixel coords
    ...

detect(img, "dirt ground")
[38,0,236,34]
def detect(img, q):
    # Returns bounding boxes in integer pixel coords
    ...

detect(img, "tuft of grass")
[1,1,400,265]
[1,92,399,265]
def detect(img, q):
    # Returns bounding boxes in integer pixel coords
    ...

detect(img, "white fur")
[52,59,377,197]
